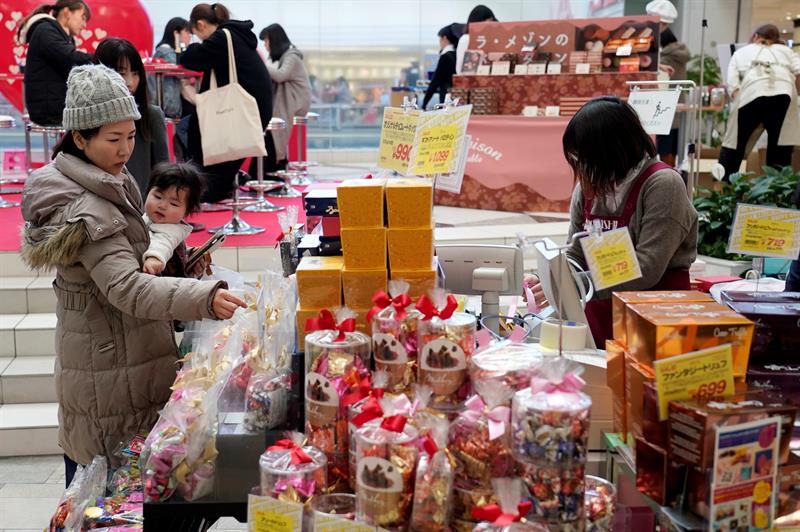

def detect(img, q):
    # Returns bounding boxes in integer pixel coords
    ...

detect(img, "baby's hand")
[143,257,165,275]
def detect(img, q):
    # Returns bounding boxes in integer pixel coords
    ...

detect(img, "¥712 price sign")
[653,344,735,420]
[727,203,800,259]
[580,227,642,290]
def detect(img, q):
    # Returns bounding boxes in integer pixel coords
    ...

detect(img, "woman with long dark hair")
[455,4,497,74]
[259,23,311,165]
[148,17,194,119]
[179,3,275,202]
[95,38,169,194]
[527,97,698,346]
[16,0,93,125]
[423,23,460,109]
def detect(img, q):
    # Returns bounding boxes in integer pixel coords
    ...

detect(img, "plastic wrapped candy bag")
[259,432,327,504]
[470,478,535,531]
[469,341,543,394]
[347,371,389,489]
[108,435,146,497]
[244,369,291,432]
[449,381,516,490]
[49,455,107,532]
[355,399,419,530]
[370,280,421,394]
[410,416,454,532]
[585,475,616,532]
[416,290,477,412]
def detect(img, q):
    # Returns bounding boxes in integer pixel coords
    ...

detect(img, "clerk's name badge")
[727,203,800,259]
[580,227,642,291]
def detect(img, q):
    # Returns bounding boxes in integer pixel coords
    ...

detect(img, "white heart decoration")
[9,65,20,74]
[91,40,99,49]
[74,37,82,46]
[4,20,15,32]
[11,11,22,21]
[13,46,24,58]
[80,29,92,40]
[94,28,107,39]
[0,12,4,22]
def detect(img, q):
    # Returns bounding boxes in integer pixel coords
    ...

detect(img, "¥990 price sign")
[392,143,412,162]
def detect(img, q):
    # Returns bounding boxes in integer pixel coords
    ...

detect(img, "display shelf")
[603,432,707,532]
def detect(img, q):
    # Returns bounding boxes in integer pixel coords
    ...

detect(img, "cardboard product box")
[387,226,433,270]
[385,178,433,228]
[295,256,344,309]
[625,355,654,445]
[606,340,627,436]
[343,268,387,310]
[304,189,339,217]
[321,216,341,237]
[390,257,444,300]
[625,302,754,377]
[612,291,714,346]
[319,238,342,256]
[747,363,800,406]
[296,307,322,352]
[642,381,667,449]
[336,179,386,228]
[353,308,371,337]
[668,392,798,469]
[340,227,387,270]
[777,453,800,526]
[634,436,686,506]
[723,296,800,361]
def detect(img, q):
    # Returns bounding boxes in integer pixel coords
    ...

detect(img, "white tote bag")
[196,29,267,166]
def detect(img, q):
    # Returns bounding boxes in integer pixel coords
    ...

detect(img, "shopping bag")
[196,29,267,166]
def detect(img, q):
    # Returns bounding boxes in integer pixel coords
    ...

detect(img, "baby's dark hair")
[147,162,205,215]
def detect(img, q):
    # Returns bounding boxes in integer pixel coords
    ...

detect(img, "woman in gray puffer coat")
[20,65,246,480]
[260,24,312,164]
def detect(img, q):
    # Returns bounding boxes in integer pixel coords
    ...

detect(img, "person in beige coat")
[20,64,246,485]
[260,24,311,164]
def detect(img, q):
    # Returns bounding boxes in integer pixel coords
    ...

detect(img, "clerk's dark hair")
[753,24,781,44]
[190,2,230,29]
[94,38,152,142]
[147,162,206,215]
[260,23,292,63]
[17,0,91,41]
[562,96,656,198]
[465,4,497,34]
[438,24,460,47]
[158,17,190,49]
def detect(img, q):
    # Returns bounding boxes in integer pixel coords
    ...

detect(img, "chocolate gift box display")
[512,359,591,527]
[611,290,714,347]
[410,417,454,531]
[416,292,477,412]
[449,381,516,490]
[347,371,391,488]
[354,402,419,530]
[259,434,327,504]
[469,341,543,393]
[370,281,421,394]
[304,309,372,488]
[747,363,800,406]
[721,291,800,360]
[584,475,615,532]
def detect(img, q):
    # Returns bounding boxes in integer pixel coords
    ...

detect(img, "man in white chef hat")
[646,0,690,167]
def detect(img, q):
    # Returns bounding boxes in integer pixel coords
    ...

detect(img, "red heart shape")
[0,0,153,113]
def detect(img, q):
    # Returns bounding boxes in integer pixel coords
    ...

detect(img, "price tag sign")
[653,344,735,420]
[728,203,800,259]
[580,227,642,291]
[414,124,458,175]
[546,62,562,74]
[616,43,633,56]
[528,64,546,75]
[628,89,681,135]
[575,63,591,74]
[377,107,420,174]
[248,494,303,532]
[435,134,470,194]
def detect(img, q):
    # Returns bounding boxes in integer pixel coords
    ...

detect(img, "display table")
[434,115,574,212]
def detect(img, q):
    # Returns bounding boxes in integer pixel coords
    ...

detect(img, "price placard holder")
[580,226,642,291]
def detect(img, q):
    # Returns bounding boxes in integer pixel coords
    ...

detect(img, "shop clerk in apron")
[718,24,800,181]
[527,97,699,347]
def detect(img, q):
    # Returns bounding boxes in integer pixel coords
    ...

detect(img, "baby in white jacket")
[142,163,204,275]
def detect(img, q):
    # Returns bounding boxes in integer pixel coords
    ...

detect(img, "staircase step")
[0,276,56,314]
[14,313,57,357]
[26,276,56,313]
[1,356,56,404]
[0,402,60,456]
[0,314,25,358]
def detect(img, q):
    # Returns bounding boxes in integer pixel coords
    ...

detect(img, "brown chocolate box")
[612,290,713,347]
[606,340,626,436]
[634,436,686,506]
[625,355,653,445]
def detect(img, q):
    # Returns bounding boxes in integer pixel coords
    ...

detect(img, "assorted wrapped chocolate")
[410,417,454,531]
[370,281,421,394]
[259,434,327,504]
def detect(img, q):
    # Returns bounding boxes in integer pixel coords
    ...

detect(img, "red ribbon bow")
[471,501,533,526]
[420,434,439,458]
[342,380,382,408]
[305,309,356,342]
[267,439,313,465]
[380,414,407,433]
[416,294,458,321]
[274,231,285,249]
[351,396,385,428]
[367,291,412,323]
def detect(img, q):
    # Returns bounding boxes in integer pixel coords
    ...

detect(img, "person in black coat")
[422,24,460,110]
[180,3,275,203]
[17,0,93,126]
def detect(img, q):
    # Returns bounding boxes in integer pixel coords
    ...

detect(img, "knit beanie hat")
[62,64,141,130]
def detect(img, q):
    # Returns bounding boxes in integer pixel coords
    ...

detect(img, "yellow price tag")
[377,108,420,174]
[253,509,296,532]
[413,124,458,175]
[580,227,642,291]
[728,204,800,259]
[653,344,735,420]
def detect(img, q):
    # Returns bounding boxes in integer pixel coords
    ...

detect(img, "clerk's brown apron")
[583,161,690,347]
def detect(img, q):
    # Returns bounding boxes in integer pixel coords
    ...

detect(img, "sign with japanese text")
[248,494,303,532]
[653,344,735,420]
[728,204,800,259]
[628,89,681,135]
[378,107,421,174]
[435,134,471,194]
[580,227,642,290]
[710,417,780,531]
[411,105,472,177]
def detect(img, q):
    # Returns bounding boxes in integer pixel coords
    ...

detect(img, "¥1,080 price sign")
[653,344,735,420]
[727,203,800,259]
[580,227,642,291]
[377,107,421,174]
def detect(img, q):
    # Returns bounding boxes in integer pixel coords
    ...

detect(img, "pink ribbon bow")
[530,372,586,395]
[459,395,511,440]
[274,478,316,499]
[391,394,421,418]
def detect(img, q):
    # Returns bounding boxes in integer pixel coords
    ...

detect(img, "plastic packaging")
[304,309,371,374]
[311,493,358,525]
[108,435,145,497]
[259,433,327,504]
[371,280,421,394]
[347,371,390,489]
[449,381,516,489]
[469,342,543,393]
[410,417,454,531]
[585,475,616,532]
[49,455,107,532]
[470,478,536,530]
[520,461,585,524]
[416,291,477,412]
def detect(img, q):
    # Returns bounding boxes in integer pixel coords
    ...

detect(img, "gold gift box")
[336,178,386,228]
[296,256,343,309]
[385,178,433,228]
[612,290,713,346]
[626,302,754,377]
[343,268,387,309]
[341,227,387,270]
[387,226,433,271]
